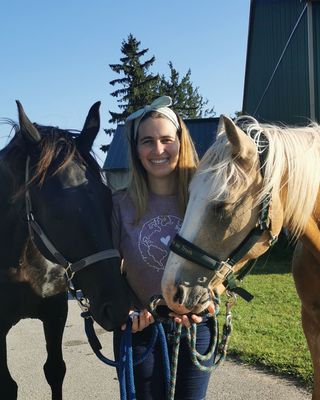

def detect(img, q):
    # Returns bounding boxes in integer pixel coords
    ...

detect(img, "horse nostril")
[173,285,185,304]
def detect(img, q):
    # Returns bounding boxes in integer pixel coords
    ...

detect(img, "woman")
[112,96,215,400]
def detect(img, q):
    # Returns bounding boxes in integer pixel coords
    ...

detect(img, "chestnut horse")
[162,115,320,399]
[0,102,131,399]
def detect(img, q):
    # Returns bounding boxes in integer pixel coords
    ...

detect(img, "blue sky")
[0,1,250,165]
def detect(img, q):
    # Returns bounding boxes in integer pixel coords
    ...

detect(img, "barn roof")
[103,118,219,171]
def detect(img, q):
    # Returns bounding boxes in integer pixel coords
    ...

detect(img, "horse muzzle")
[163,283,212,315]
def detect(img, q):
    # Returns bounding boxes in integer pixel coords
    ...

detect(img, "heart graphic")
[160,235,171,246]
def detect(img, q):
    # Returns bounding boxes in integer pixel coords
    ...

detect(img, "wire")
[253,3,307,116]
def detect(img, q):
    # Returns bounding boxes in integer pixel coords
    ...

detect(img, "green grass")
[220,235,313,388]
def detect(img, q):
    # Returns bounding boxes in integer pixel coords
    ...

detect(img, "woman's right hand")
[169,302,215,328]
[121,309,154,333]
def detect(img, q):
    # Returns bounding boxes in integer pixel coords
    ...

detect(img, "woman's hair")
[126,111,199,222]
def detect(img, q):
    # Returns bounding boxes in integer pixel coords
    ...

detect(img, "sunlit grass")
[220,235,313,388]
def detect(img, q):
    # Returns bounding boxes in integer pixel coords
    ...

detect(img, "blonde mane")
[193,119,320,239]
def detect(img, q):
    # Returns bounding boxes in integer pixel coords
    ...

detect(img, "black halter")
[24,156,120,299]
[170,129,278,300]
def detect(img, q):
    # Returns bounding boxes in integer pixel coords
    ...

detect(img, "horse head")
[1,101,131,331]
[161,116,284,315]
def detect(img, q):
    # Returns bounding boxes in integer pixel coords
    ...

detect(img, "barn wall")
[242,0,320,125]
[314,3,320,118]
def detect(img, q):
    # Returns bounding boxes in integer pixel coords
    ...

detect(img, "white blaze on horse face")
[161,171,213,313]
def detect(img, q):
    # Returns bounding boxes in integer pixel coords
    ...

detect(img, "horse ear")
[223,115,256,166]
[16,100,41,143]
[217,115,225,135]
[223,116,241,154]
[77,101,101,153]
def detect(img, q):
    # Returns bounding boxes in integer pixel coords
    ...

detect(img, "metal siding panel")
[313,2,320,121]
[243,0,310,125]
[185,119,218,159]
[102,125,128,170]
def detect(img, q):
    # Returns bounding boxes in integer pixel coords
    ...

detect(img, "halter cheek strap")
[170,205,277,302]
[25,156,120,288]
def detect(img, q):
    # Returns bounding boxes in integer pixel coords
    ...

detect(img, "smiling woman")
[111,96,216,400]
[137,115,181,194]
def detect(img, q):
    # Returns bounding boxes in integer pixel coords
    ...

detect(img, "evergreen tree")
[102,37,215,153]
[157,62,215,119]
[108,34,159,124]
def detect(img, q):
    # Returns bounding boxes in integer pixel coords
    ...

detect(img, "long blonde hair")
[127,111,198,222]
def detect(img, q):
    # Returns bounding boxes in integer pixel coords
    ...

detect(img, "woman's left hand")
[121,309,154,333]
[168,302,215,328]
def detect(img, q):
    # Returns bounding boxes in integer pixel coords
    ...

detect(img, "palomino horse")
[0,102,131,399]
[162,115,320,399]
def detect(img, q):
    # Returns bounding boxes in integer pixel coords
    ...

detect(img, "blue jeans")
[113,317,215,400]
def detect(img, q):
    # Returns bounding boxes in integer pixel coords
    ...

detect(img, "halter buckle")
[268,232,278,247]
[219,260,233,273]
[215,260,233,281]
[27,212,35,222]
[78,295,90,313]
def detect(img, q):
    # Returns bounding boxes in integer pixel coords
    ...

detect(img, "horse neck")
[297,190,320,263]
[0,156,28,270]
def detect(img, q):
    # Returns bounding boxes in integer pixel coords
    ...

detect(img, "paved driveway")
[7,300,311,399]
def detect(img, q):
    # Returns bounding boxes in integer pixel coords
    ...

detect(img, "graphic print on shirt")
[138,215,182,271]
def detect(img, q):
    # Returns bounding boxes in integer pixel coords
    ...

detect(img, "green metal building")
[242,0,320,125]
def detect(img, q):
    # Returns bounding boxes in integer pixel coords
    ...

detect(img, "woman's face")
[137,116,180,180]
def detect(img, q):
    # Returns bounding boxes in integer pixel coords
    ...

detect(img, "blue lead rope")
[82,298,232,400]
[119,321,134,400]
[81,311,170,400]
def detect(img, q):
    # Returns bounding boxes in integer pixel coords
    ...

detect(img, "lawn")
[220,234,313,388]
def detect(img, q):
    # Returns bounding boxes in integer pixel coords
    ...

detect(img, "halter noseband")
[24,156,120,299]
[170,129,278,299]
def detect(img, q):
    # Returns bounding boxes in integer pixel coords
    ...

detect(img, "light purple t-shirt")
[112,191,183,308]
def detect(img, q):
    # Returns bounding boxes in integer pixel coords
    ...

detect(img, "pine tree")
[157,62,215,119]
[102,38,215,153]
[108,34,159,124]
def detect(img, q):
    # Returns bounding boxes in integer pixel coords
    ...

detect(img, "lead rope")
[167,323,181,400]
[186,295,234,373]
[81,308,169,400]
[166,295,234,400]
[149,293,233,400]
[83,293,233,400]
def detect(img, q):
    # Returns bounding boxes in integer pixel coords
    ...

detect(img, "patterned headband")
[125,96,180,139]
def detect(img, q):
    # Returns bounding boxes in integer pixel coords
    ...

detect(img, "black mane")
[1,121,102,187]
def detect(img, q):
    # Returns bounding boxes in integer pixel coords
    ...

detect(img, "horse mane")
[2,121,101,194]
[195,119,320,239]
[191,131,253,205]
[29,125,82,186]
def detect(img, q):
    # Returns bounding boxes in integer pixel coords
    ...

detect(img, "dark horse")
[0,101,131,399]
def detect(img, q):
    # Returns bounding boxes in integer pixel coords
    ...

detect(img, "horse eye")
[197,276,207,284]
[211,201,231,218]
[212,202,225,213]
